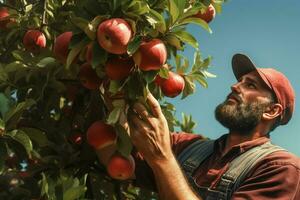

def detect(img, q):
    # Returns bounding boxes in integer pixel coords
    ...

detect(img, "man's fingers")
[146,92,162,118]
[128,112,149,131]
[133,102,152,121]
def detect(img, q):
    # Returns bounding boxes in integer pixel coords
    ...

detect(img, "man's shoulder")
[171,132,207,155]
[261,148,300,170]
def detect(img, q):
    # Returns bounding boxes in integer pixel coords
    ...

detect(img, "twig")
[41,0,48,27]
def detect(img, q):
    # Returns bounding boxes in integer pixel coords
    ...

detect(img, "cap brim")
[232,53,257,80]
[232,53,272,89]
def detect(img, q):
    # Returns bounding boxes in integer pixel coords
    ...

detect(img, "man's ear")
[262,103,283,121]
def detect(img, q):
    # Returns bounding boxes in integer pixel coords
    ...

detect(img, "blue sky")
[170,0,300,156]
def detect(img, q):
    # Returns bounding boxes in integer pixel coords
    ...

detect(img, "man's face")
[215,71,275,133]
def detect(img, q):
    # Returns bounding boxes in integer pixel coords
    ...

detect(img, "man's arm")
[150,154,200,200]
[128,92,201,200]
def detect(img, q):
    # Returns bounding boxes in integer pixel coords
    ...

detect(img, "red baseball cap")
[232,53,295,125]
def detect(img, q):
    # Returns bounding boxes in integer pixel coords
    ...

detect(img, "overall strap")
[177,139,215,177]
[215,142,286,199]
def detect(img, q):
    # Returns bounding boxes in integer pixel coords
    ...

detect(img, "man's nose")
[231,82,241,93]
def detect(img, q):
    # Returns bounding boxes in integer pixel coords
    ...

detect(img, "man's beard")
[215,97,272,133]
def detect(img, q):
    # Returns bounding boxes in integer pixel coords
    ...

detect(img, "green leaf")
[115,124,132,157]
[201,56,212,69]
[124,0,150,16]
[202,70,217,78]
[0,139,8,174]
[5,130,33,156]
[106,107,122,125]
[213,1,223,13]
[192,50,202,72]
[11,50,24,61]
[176,0,186,15]
[0,93,10,118]
[182,76,196,99]
[71,17,96,40]
[4,99,35,126]
[91,43,108,68]
[63,186,86,200]
[109,80,122,94]
[180,56,190,74]
[172,30,198,49]
[46,9,55,18]
[20,127,48,147]
[127,36,142,56]
[164,33,182,50]
[126,73,144,100]
[143,70,158,83]
[125,18,137,35]
[37,57,56,68]
[145,9,166,33]
[179,113,197,133]
[5,28,19,45]
[0,68,8,82]
[90,15,109,28]
[25,4,33,12]
[0,118,4,132]
[158,67,169,79]
[66,38,89,69]
[177,17,212,34]
[190,73,208,88]
[4,61,27,75]
[168,0,179,24]
[112,99,126,108]
[39,173,49,197]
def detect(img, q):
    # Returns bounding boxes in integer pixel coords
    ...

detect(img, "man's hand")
[128,92,201,200]
[128,92,173,167]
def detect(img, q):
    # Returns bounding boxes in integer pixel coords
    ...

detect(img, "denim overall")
[177,139,285,200]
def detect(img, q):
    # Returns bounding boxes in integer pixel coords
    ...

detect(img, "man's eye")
[247,83,256,89]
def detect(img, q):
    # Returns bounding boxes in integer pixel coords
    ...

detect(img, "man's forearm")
[150,155,202,200]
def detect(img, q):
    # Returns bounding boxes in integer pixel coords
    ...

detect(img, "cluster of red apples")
[1,3,216,180]
[52,18,186,98]
[86,121,135,180]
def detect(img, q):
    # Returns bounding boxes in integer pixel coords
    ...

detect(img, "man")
[128,53,300,200]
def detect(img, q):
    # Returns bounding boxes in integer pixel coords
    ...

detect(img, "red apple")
[86,121,117,149]
[69,132,83,145]
[18,171,30,178]
[105,57,134,80]
[53,31,73,63]
[0,7,10,29]
[97,18,132,54]
[78,63,102,90]
[194,4,216,23]
[107,154,135,180]
[155,71,185,98]
[23,30,46,52]
[133,39,167,71]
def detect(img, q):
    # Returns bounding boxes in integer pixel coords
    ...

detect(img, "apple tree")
[0,0,225,199]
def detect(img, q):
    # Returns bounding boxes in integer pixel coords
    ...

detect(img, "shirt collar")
[215,134,271,160]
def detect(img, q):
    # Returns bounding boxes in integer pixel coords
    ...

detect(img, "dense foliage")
[0,0,225,199]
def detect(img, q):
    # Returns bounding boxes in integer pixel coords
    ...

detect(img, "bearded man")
[127,53,300,200]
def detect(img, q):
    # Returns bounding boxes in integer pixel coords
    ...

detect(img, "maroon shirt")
[135,132,300,199]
